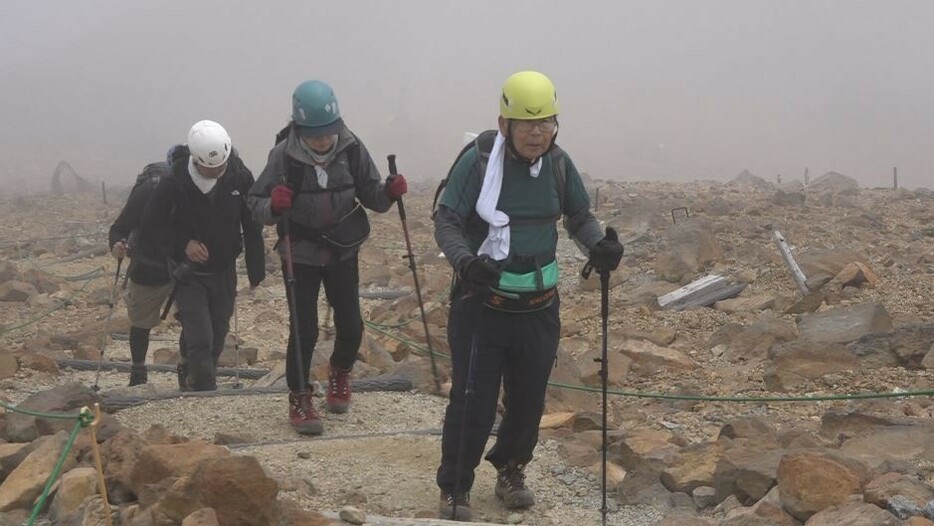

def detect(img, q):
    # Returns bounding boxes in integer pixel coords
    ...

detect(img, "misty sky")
[1,0,932,191]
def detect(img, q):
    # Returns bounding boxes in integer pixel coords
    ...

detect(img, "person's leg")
[284,262,324,434]
[125,280,172,386]
[284,262,323,391]
[436,295,509,520]
[320,254,363,413]
[484,298,560,509]
[173,278,215,391]
[207,267,236,380]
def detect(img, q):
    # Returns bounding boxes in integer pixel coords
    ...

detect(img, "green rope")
[26,413,91,526]
[0,274,100,337]
[0,399,90,420]
[364,321,934,403]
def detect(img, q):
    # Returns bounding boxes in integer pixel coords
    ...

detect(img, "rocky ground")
[0,170,932,525]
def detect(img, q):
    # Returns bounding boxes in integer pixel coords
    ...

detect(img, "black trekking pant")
[174,267,236,391]
[284,255,363,391]
[436,293,560,493]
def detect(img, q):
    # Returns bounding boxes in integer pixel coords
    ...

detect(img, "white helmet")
[187,120,231,168]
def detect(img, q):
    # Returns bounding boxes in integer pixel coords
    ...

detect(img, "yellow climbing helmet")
[499,71,559,120]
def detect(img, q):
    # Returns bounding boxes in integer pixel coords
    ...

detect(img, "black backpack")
[431,129,568,219]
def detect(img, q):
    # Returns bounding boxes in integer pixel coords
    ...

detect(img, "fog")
[1,0,932,192]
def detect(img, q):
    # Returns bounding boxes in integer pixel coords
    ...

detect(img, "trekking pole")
[232,291,242,389]
[281,212,307,398]
[452,308,481,521]
[93,257,124,392]
[387,154,442,394]
[582,259,611,526]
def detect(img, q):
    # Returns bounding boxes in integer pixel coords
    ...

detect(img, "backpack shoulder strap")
[432,129,498,217]
[549,144,567,212]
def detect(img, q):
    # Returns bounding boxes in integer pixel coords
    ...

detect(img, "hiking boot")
[128,364,148,387]
[438,490,471,521]
[176,363,190,392]
[289,391,323,435]
[326,366,351,414]
[495,462,535,509]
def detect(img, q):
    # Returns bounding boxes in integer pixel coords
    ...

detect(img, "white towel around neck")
[475,131,543,260]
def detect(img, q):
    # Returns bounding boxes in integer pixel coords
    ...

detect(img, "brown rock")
[15,351,60,376]
[721,486,798,526]
[587,461,627,488]
[614,327,677,346]
[129,441,230,498]
[840,425,934,470]
[274,498,332,525]
[908,518,934,526]
[707,315,798,363]
[578,348,631,387]
[799,249,870,278]
[0,281,38,302]
[538,412,577,430]
[547,348,599,413]
[101,429,150,503]
[764,339,859,391]
[0,443,31,480]
[661,442,723,493]
[804,500,900,526]
[796,302,893,344]
[19,269,66,294]
[156,455,279,526]
[777,449,869,521]
[611,428,677,470]
[714,295,776,314]
[49,467,99,521]
[0,350,19,379]
[654,514,716,526]
[559,437,600,468]
[846,323,934,370]
[74,344,101,361]
[714,440,784,504]
[618,338,695,375]
[0,431,76,511]
[181,508,220,526]
[359,333,396,371]
[719,417,778,444]
[655,218,723,283]
[864,472,934,509]
[217,345,258,367]
[4,382,98,442]
[832,261,879,289]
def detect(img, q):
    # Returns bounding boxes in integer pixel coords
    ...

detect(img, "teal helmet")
[292,80,343,137]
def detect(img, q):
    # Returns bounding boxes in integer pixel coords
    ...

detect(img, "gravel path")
[110,379,664,525]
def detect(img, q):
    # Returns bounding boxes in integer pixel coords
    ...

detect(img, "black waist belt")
[483,287,557,313]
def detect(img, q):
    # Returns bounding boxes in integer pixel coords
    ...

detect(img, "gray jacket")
[248,125,393,266]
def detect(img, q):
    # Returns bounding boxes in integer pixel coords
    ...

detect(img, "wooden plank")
[771,230,809,296]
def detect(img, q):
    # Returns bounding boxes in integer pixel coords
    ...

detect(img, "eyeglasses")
[512,118,557,134]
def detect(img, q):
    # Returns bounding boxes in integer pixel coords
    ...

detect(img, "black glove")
[588,227,624,273]
[460,256,502,290]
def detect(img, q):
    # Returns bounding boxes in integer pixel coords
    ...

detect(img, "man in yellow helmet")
[433,71,624,520]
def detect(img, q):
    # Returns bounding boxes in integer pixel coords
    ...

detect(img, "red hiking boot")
[326,366,351,414]
[289,391,323,435]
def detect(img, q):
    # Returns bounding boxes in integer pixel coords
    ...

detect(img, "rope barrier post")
[88,404,113,526]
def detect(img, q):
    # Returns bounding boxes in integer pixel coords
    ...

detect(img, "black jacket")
[142,146,266,287]
[109,162,172,286]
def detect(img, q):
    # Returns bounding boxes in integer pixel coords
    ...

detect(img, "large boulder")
[796,302,893,344]
[0,281,38,302]
[4,383,100,443]
[707,315,798,363]
[764,339,859,391]
[846,323,934,370]
[810,171,859,194]
[654,219,723,283]
[804,501,901,526]
[777,449,869,521]
[0,432,76,511]
[129,441,230,499]
[49,467,99,521]
[146,455,279,526]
